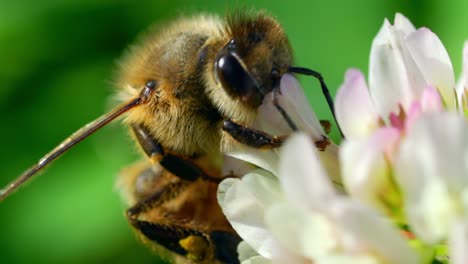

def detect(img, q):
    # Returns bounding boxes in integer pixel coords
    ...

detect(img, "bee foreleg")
[223,119,331,151]
[132,124,221,183]
[222,119,286,149]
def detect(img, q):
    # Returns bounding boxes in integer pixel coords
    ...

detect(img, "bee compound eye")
[215,54,258,104]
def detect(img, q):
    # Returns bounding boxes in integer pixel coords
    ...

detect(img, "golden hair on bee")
[1,9,338,264]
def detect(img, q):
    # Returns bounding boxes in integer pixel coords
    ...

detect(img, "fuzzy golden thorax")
[117,11,293,161]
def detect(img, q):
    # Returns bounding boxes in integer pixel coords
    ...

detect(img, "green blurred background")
[0,0,467,263]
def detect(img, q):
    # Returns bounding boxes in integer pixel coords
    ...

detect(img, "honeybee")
[0,10,336,264]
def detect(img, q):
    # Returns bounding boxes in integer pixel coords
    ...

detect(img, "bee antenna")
[0,84,155,202]
[288,67,343,137]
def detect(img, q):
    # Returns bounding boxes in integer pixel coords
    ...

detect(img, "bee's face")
[215,13,292,108]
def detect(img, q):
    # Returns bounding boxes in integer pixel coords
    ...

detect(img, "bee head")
[215,11,293,108]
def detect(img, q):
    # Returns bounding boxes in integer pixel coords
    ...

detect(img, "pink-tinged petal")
[389,112,405,131]
[405,28,456,108]
[450,219,468,264]
[369,18,426,117]
[340,127,401,213]
[405,86,443,130]
[421,85,444,112]
[394,13,416,35]
[335,69,379,138]
[396,112,468,243]
[217,174,281,259]
[330,199,419,264]
[279,133,336,211]
[404,101,422,131]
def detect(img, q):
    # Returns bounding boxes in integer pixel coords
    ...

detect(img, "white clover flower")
[334,13,468,263]
[219,134,419,264]
[334,13,463,218]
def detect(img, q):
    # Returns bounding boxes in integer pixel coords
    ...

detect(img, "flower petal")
[394,13,416,34]
[217,172,282,259]
[330,198,419,264]
[238,241,262,263]
[266,203,336,260]
[396,112,468,243]
[222,155,255,177]
[369,17,426,117]
[421,85,444,112]
[243,170,284,206]
[256,74,325,140]
[222,134,280,175]
[318,143,343,191]
[449,219,468,264]
[340,127,401,214]
[315,254,379,264]
[405,86,444,131]
[335,69,380,138]
[241,256,272,264]
[279,133,337,211]
[405,28,456,108]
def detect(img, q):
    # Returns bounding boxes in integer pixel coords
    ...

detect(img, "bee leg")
[132,124,221,183]
[124,166,241,263]
[223,119,331,151]
[130,220,241,264]
[222,119,286,149]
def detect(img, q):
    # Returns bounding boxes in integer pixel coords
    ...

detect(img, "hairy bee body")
[115,11,293,264]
